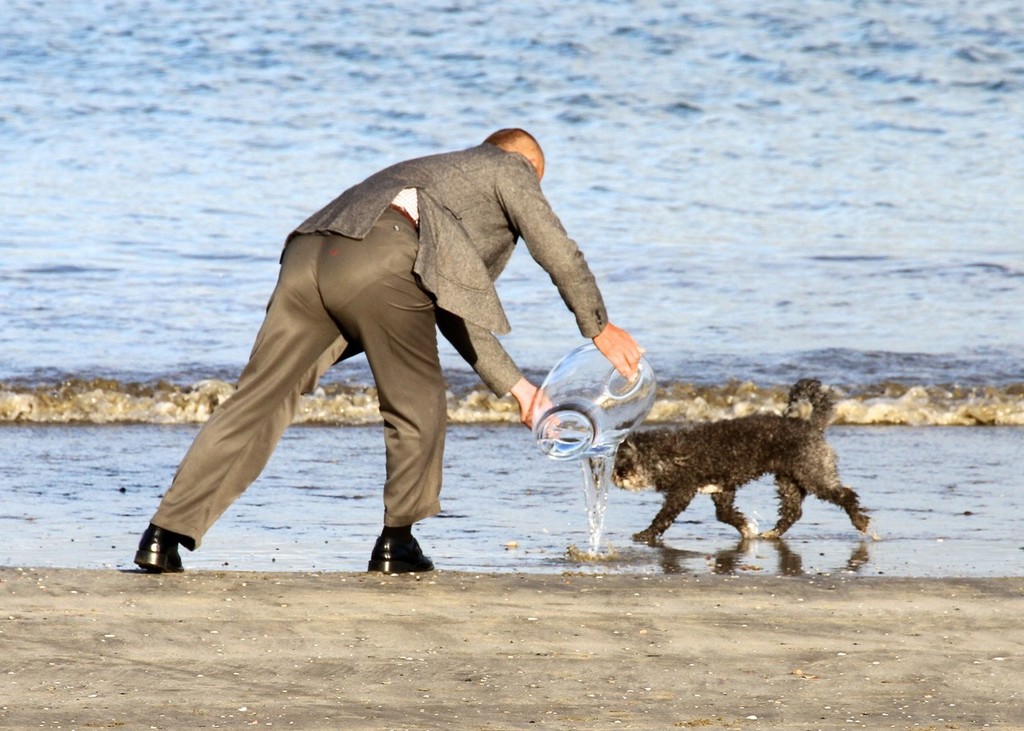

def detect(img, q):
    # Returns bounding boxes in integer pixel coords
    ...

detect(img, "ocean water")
[1,0,1021,575]
[2,424,1022,576]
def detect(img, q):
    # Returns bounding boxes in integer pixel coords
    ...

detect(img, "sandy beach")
[2,568,1021,730]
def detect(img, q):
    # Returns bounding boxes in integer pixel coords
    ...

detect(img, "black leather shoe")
[134,524,186,573]
[367,535,434,574]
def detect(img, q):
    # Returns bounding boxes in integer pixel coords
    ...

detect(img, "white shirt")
[391,188,419,224]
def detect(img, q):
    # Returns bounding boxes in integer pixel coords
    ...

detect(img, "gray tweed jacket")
[288,143,609,395]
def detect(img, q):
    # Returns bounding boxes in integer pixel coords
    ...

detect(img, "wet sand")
[2,568,1021,729]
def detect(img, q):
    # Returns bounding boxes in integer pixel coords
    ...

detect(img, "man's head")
[484,128,545,181]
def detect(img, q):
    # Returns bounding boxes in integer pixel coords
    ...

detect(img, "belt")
[389,204,418,232]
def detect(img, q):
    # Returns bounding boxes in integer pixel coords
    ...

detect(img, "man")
[134,128,643,574]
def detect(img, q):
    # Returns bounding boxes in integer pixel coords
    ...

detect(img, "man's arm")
[493,156,610,339]
[436,311,524,398]
[493,157,644,378]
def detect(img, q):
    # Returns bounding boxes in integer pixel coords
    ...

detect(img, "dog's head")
[784,378,837,428]
[611,437,658,492]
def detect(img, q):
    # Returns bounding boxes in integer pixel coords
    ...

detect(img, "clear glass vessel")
[532,343,656,461]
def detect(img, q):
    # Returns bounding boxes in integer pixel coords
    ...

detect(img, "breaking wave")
[1,378,1021,427]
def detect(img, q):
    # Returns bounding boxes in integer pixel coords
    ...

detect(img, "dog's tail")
[784,378,836,430]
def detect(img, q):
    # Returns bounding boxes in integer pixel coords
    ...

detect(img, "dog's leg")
[710,489,757,539]
[763,476,804,538]
[634,488,697,544]
[805,450,872,535]
[834,483,871,534]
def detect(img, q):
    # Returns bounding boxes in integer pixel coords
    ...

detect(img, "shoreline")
[3,568,1021,729]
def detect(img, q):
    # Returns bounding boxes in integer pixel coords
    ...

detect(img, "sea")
[1,0,1021,577]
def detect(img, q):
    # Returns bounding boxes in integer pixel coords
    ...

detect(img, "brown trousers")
[152,209,445,548]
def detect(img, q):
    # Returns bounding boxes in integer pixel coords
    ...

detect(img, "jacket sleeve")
[494,158,609,339]
[436,310,524,397]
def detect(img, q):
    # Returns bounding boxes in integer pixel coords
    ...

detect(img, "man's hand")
[510,377,540,429]
[593,322,644,378]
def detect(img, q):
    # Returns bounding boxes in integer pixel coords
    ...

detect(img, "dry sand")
[2,568,1021,730]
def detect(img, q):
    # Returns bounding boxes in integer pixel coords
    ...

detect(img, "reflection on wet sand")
[653,538,873,577]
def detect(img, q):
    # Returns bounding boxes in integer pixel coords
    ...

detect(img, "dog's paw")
[632,530,660,546]
[856,519,880,541]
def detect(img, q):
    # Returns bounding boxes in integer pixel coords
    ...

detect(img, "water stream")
[580,453,614,557]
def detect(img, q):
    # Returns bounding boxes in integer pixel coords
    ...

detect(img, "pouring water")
[580,453,614,555]
[533,344,656,558]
